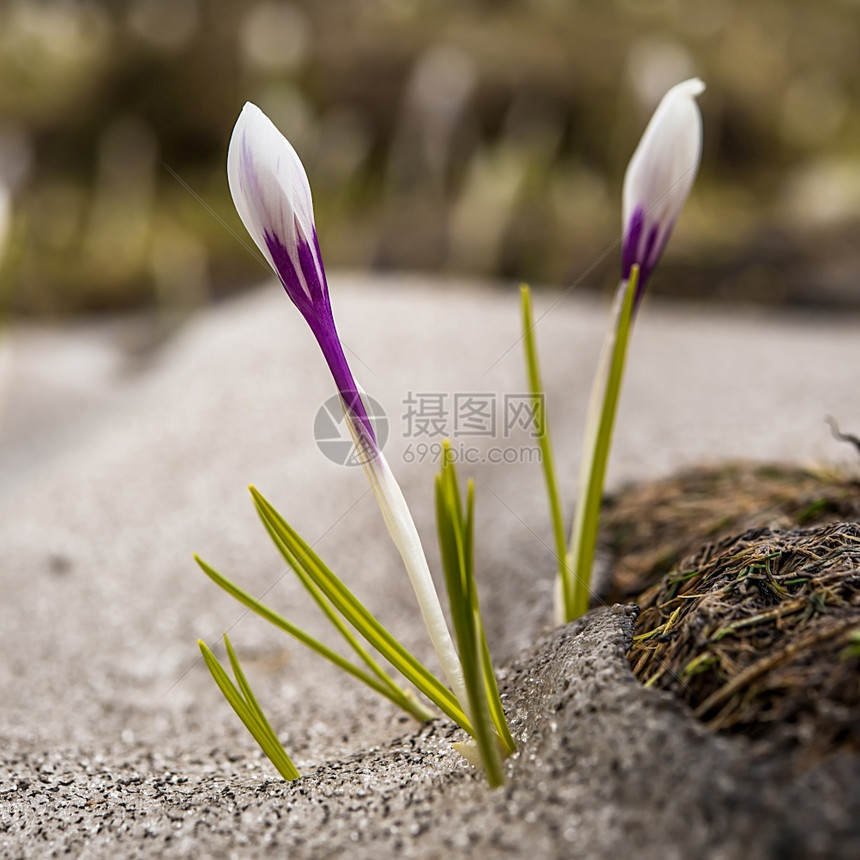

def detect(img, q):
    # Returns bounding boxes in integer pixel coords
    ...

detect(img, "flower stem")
[566,266,639,622]
[361,448,470,713]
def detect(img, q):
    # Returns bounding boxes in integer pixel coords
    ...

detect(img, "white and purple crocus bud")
[227,102,375,451]
[621,78,705,303]
[227,103,468,710]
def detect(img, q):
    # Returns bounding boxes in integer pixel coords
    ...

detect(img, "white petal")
[622,78,705,239]
[227,102,319,290]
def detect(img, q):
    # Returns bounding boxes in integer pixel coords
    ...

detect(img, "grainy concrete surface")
[5,607,859,859]
[0,274,858,857]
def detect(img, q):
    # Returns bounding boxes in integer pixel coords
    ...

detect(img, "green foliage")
[840,630,860,660]
[249,486,472,732]
[567,266,638,620]
[195,554,435,722]
[198,465,521,784]
[198,634,300,781]
[435,442,516,786]
[521,285,571,614]
[521,267,639,623]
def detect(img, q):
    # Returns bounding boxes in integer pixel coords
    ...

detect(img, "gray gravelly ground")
[6,607,859,859]
[1,274,858,857]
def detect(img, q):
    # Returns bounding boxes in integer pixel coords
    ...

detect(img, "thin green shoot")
[436,442,515,786]
[567,265,640,621]
[520,284,572,619]
[198,634,299,781]
[436,455,501,784]
[195,555,434,722]
[207,514,425,712]
[477,613,517,756]
[250,486,474,735]
[461,472,516,757]
[840,630,860,660]
[199,466,517,784]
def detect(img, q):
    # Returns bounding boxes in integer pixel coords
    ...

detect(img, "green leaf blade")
[195,555,433,721]
[520,285,571,618]
[567,266,640,621]
[198,638,299,781]
[249,487,472,733]
[435,446,507,785]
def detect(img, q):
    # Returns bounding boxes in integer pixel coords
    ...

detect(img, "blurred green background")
[1,0,859,318]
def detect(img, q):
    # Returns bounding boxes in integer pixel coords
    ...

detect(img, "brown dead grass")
[603,463,860,764]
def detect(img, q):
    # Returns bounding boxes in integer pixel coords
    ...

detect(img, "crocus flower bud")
[227,102,468,710]
[227,102,374,445]
[621,78,705,301]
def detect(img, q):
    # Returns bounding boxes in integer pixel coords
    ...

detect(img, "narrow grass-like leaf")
[567,265,640,621]
[521,285,570,612]
[477,624,517,755]
[436,446,505,786]
[195,555,433,722]
[461,478,516,755]
[200,639,294,778]
[198,637,299,781]
[250,486,474,735]
[221,635,300,778]
[223,635,270,724]
[437,463,503,785]
[252,534,418,706]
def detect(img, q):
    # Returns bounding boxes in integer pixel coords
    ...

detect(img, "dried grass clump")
[603,462,860,602]
[629,521,860,763]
